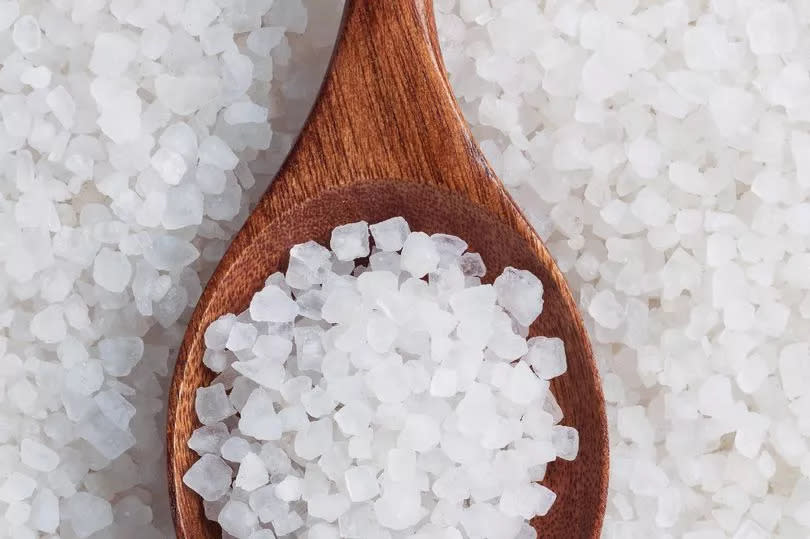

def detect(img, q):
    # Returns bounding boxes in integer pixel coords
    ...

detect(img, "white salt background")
[0,0,807,538]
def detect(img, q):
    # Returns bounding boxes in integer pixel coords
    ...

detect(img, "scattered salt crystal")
[20,439,60,472]
[199,135,239,170]
[151,148,188,185]
[330,221,370,261]
[90,33,137,76]
[401,231,440,278]
[524,337,567,380]
[746,5,797,55]
[225,102,269,124]
[64,492,113,538]
[184,454,233,501]
[12,15,41,53]
[494,267,543,326]
[195,384,236,425]
[46,86,76,129]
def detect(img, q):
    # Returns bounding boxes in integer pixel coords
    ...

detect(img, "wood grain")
[167,1,609,537]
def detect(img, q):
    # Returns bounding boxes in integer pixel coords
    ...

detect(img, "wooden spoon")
[167,1,608,537]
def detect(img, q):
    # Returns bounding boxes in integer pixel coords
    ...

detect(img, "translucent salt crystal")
[246,26,284,56]
[779,343,809,401]
[65,492,113,538]
[93,247,132,292]
[301,386,336,418]
[29,304,66,344]
[183,453,233,501]
[552,425,579,460]
[0,1,19,32]
[294,417,333,460]
[524,337,567,379]
[746,4,797,55]
[29,488,58,533]
[150,147,187,185]
[252,334,293,362]
[309,493,351,522]
[90,32,137,76]
[12,15,41,53]
[20,439,59,472]
[162,182,204,229]
[45,86,75,129]
[0,472,36,502]
[500,483,557,519]
[98,336,144,377]
[218,500,258,537]
[588,289,624,329]
[494,267,544,326]
[432,234,468,268]
[155,74,221,115]
[287,240,332,288]
[250,284,299,322]
[221,436,251,462]
[181,0,220,36]
[226,321,258,351]
[140,23,171,59]
[374,485,425,530]
[249,485,287,523]
[196,383,236,425]
[460,252,486,277]
[20,65,51,89]
[330,221,370,261]
[430,367,459,397]
[401,231,441,278]
[272,511,304,535]
[225,102,268,124]
[397,414,440,452]
[344,466,380,502]
[199,135,239,170]
[234,452,269,491]
[144,235,200,271]
[698,374,735,418]
[239,389,282,440]
[369,217,410,252]
[188,423,229,456]
[272,476,302,502]
[196,164,227,194]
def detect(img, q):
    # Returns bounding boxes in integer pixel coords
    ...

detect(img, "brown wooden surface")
[167,1,609,537]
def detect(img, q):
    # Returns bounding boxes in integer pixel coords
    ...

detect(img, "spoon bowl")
[167,1,608,537]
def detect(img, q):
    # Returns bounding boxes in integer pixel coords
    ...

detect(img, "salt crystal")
[12,15,41,53]
[98,336,143,377]
[93,247,133,293]
[370,217,410,251]
[218,500,258,537]
[250,284,299,322]
[747,5,797,55]
[330,221,370,261]
[151,148,187,185]
[90,33,137,76]
[234,452,269,491]
[20,439,59,472]
[239,389,282,440]
[196,384,236,425]
[65,492,113,538]
[45,86,75,129]
[401,231,441,278]
[225,102,269,124]
[184,453,233,501]
[494,267,544,326]
[0,1,19,32]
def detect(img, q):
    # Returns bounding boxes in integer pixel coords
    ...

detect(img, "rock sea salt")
[186,219,572,537]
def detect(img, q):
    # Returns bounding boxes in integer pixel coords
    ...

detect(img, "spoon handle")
[260,0,513,216]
